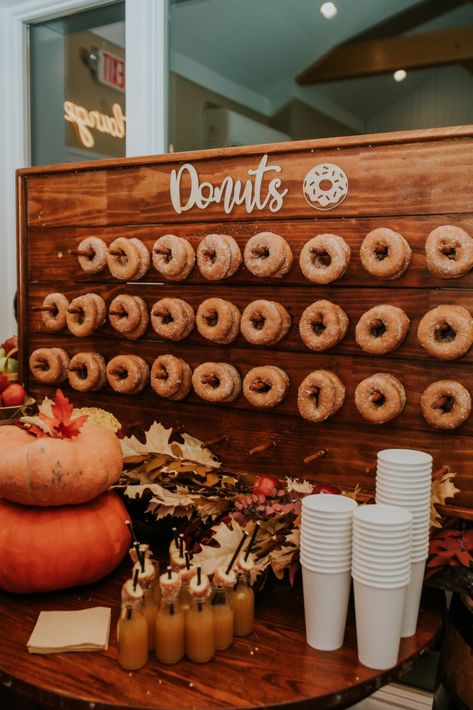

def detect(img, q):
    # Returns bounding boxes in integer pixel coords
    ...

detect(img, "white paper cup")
[377,460,432,472]
[300,555,351,573]
[302,565,351,650]
[376,481,432,494]
[354,505,413,527]
[300,547,351,561]
[401,560,427,637]
[352,550,411,567]
[301,520,353,534]
[377,449,432,466]
[354,578,407,669]
[300,530,353,543]
[302,494,358,515]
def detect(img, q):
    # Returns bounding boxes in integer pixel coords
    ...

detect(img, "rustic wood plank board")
[25,137,473,227]
[25,214,473,288]
[17,126,473,520]
[26,283,473,362]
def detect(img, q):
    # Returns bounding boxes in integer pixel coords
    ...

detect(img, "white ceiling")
[170,0,473,127]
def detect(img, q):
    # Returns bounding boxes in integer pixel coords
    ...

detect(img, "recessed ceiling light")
[393,69,407,82]
[320,2,338,20]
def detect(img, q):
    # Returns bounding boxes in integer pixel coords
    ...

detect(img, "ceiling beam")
[297,25,473,85]
[352,0,468,42]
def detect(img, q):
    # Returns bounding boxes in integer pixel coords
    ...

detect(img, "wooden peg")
[67,307,82,315]
[368,391,384,403]
[66,248,94,257]
[109,309,127,317]
[304,450,327,464]
[309,246,328,256]
[32,306,54,313]
[109,248,125,257]
[201,375,219,386]
[251,246,269,258]
[67,364,85,372]
[203,434,227,447]
[431,395,452,410]
[153,247,171,256]
[249,380,269,393]
[249,440,276,455]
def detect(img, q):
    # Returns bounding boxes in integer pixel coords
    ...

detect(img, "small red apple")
[2,383,27,407]
[1,335,17,354]
[0,373,9,394]
[312,483,341,495]
[252,474,280,497]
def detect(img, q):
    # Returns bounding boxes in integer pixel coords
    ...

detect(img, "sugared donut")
[359,228,411,280]
[109,294,141,334]
[152,235,195,281]
[119,297,149,341]
[41,293,69,332]
[299,300,349,351]
[243,366,289,408]
[107,237,142,280]
[151,298,195,341]
[106,355,149,394]
[355,305,410,355]
[197,234,242,280]
[76,237,108,274]
[244,233,292,278]
[417,305,473,360]
[66,294,101,337]
[130,238,151,279]
[425,226,473,279]
[88,294,106,328]
[421,380,472,430]
[297,370,345,422]
[354,373,406,424]
[240,300,290,346]
[196,298,240,344]
[299,234,351,284]
[150,354,192,400]
[68,352,106,392]
[29,348,69,384]
[192,362,241,403]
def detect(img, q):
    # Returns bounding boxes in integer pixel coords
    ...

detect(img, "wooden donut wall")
[17,126,473,519]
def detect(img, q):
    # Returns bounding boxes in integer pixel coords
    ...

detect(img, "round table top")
[0,563,444,710]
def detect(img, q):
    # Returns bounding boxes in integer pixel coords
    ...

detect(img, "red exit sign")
[98,49,125,92]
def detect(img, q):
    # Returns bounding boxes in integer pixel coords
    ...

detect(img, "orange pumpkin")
[0,422,122,506]
[0,492,131,593]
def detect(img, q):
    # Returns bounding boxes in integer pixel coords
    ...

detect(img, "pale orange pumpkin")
[0,422,122,506]
[0,491,131,593]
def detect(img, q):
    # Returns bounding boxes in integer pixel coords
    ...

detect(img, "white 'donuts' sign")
[170,155,288,215]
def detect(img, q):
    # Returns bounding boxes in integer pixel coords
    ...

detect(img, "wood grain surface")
[17,126,473,520]
[0,561,445,710]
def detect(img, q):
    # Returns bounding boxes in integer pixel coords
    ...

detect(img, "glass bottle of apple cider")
[155,567,185,664]
[211,568,235,651]
[117,576,148,671]
[186,567,215,663]
[232,556,255,637]
[133,559,157,653]
[180,555,196,614]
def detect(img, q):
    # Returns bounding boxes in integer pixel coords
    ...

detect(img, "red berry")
[252,475,280,497]
[312,483,341,495]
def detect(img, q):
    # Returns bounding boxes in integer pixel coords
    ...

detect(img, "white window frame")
[0,0,168,338]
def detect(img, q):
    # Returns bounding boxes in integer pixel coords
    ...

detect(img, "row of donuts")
[38,292,473,360]
[28,347,471,430]
[71,224,473,283]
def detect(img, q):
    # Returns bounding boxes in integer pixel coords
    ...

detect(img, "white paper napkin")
[27,607,111,654]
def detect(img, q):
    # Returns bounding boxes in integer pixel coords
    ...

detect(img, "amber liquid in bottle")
[212,585,234,651]
[142,586,157,652]
[232,573,254,637]
[155,596,185,664]
[117,601,148,671]
[186,597,216,663]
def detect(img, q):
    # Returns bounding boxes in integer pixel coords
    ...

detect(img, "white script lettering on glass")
[63,101,126,148]
[170,155,288,215]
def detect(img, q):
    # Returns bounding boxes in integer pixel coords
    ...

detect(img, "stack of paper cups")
[376,449,432,637]
[352,504,412,669]
[300,494,358,650]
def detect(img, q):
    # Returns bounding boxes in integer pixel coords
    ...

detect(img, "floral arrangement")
[114,421,466,587]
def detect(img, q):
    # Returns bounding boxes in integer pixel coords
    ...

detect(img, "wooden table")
[0,563,444,710]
